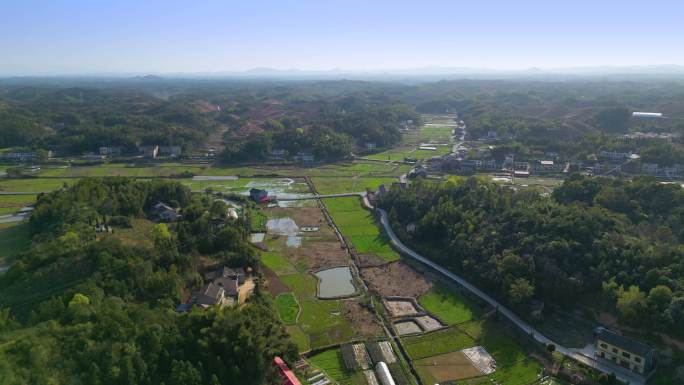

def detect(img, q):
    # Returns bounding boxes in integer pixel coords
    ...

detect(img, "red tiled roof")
[273,357,302,385]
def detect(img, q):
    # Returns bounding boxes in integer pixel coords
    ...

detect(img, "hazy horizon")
[2,0,684,76]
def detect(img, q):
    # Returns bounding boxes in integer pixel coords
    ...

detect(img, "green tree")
[616,285,648,324]
[509,278,534,305]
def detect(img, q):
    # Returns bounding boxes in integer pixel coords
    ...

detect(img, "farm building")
[273,357,302,385]
[149,202,180,222]
[594,326,655,375]
[249,188,269,203]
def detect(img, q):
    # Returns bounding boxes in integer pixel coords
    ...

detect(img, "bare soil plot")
[384,298,420,317]
[395,320,422,335]
[283,239,349,271]
[343,299,384,337]
[267,206,329,233]
[361,261,432,297]
[415,315,444,331]
[413,350,482,383]
[367,341,397,364]
[263,267,290,296]
[461,346,496,375]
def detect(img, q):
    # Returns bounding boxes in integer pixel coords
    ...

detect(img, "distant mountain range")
[4,65,684,81]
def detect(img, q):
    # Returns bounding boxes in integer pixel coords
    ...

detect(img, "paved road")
[375,208,645,385]
[0,192,41,195]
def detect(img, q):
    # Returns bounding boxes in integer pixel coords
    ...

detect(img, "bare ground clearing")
[361,261,433,297]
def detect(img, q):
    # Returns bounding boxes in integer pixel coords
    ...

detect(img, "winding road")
[375,207,645,385]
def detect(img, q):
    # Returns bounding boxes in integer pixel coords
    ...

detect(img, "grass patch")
[250,208,267,232]
[286,325,310,353]
[0,223,32,260]
[402,327,476,360]
[280,273,318,300]
[0,178,76,193]
[418,286,478,325]
[260,251,296,275]
[109,218,156,248]
[312,176,397,195]
[275,293,299,325]
[324,197,399,262]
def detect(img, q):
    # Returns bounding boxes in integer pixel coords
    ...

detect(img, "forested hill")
[0,178,296,385]
[379,175,684,331]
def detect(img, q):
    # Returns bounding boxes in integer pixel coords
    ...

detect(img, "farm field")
[323,197,399,262]
[306,348,366,385]
[275,292,300,325]
[0,178,76,193]
[402,327,476,360]
[312,176,397,194]
[419,126,454,142]
[0,195,37,214]
[37,163,206,177]
[418,286,480,325]
[258,204,381,353]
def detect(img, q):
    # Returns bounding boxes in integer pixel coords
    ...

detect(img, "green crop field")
[312,176,397,194]
[323,197,399,262]
[307,348,365,385]
[418,286,479,325]
[275,293,299,325]
[0,178,76,193]
[260,251,297,275]
[402,327,476,360]
[419,126,454,141]
[281,273,318,300]
[0,223,32,261]
[38,163,205,178]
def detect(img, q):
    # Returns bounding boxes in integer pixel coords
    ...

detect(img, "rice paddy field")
[323,197,400,262]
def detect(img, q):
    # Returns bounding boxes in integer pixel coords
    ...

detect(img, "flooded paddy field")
[315,266,357,299]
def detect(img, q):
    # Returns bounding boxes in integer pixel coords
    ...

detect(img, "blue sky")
[1,0,683,75]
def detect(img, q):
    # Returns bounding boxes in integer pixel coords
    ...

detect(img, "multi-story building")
[594,327,655,375]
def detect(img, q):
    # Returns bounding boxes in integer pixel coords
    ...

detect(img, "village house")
[139,145,159,159]
[641,163,659,175]
[270,149,287,160]
[195,282,233,308]
[99,146,122,156]
[534,160,564,173]
[159,145,182,157]
[599,151,633,161]
[249,188,269,203]
[594,327,656,375]
[514,161,530,171]
[149,202,180,222]
[294,152,315,163]
[365,142,377,150]
[0,151,52,162]
[189,266,253,310]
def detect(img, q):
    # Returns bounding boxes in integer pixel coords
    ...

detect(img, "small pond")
[250,233,265,243]
[266,217,299,236]
[314,266,356,299]
[286,236,302,248]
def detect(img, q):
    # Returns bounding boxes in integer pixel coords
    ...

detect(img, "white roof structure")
[632,112,664,119]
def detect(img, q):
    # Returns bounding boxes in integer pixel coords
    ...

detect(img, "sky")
[2,0,684,75]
